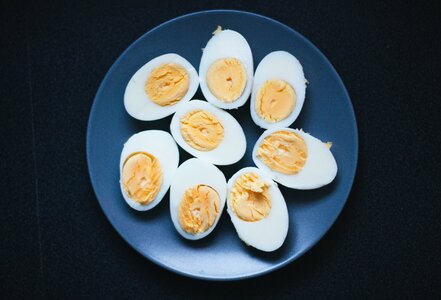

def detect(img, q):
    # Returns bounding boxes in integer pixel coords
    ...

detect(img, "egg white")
[124,53,199,121]
[119,130,179,211]
[170,100,247,165]
[252,128,337,190]
[199,29,254,109]
[227,167,289,252]
[251,51,306,129]
[169,158,227,240]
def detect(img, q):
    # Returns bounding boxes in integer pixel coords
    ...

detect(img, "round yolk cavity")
[257,131,307,175]
[206,58,247,103]
[255,79,297,122]
[145,63,190,106]
[178,184,220,234]
[180,109,224,151]
[230,173,272,222]
[122,152,163,205]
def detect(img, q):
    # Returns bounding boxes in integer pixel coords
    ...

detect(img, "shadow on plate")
[126,114,174,133]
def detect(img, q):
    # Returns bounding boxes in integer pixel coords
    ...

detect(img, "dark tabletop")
[1,0,440,299]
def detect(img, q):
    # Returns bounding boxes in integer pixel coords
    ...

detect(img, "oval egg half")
[124,53,199,121]
[170,100,247,165]
[251,51,306,129]
[119,130,179,211]
[227,167,289,252]
[252,128,337,189]
[199,28,253,109]
[170,158,227,240]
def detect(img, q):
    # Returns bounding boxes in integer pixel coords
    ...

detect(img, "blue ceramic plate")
[87,10,358,280]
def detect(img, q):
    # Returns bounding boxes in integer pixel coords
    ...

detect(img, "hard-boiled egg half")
[119,130,179,211]
[199,27,253,109]
[251,51,307,129]
[252,128,337,190]
[227,167,289,252]
[170,100,246,165]
[124,53,199,121]
[170,158,227,240]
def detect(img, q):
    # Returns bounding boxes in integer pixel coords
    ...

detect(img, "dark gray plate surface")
[87,10,358,280]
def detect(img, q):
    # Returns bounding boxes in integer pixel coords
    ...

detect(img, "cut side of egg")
[227,167,289,252]
[170,158,227,240]
[170,100,247,165]
[124,53,199,121]
[199,28,254,109]
[252,128,337,190]
[119,130,179,211]
[251,51,306,129]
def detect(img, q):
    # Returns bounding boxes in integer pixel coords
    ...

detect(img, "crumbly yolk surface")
[255,80,296,122]
[180,109,224,151]
[122,152,163,205]
[206,58,247,103]
[145,63,189,106]
[178,184,220,234]
[257,131,307,175]
[230,173,272,222]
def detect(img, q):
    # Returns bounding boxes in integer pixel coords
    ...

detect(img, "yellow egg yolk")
[178,184,220,234]
[145,63,190,106]
[230,173,272,222]
[180,109,224,151]
[256,131,307,175]
[122,152,163,205]
[206,58,247,103]
[255,80,297,122]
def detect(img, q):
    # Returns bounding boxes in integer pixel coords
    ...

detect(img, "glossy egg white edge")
[250,51,307,129]
[199,29,254,109]
[252,128,338,190]
[169,158,227,240]
[124,53,199,121]
[119,130,179,211]
[226,167,289,252]
[170,100,247,165]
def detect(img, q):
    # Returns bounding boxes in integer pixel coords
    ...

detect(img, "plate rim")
[86,9,359,281]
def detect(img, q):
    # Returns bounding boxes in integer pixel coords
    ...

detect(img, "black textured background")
[1,0,440,299]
